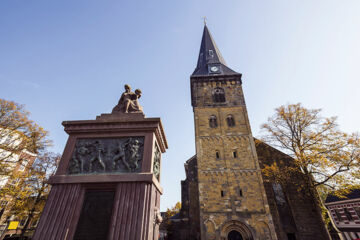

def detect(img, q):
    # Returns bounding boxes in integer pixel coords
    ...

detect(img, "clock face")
[210,66,219,72]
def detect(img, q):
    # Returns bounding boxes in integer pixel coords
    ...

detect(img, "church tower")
[191,25,278,240]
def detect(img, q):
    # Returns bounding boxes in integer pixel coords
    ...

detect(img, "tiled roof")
[191,25,240,77]
[325,189,360,203]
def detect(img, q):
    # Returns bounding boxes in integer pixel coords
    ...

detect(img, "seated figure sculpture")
[112,84,143,113]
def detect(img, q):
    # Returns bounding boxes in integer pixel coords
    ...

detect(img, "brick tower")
[191,25,278,240]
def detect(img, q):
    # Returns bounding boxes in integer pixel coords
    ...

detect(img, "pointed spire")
[192,25,239,77]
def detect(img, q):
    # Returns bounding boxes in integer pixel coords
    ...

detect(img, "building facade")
[170,25,330,240]
[325,190,360,240]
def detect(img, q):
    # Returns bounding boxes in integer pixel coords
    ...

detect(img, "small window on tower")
[221,190,224,197]
[208,50,214,58]
[239,189,243,197]
[209,115,218,128]
[213,87,226,103]
[216,151,220,159]
[233,151,237,158]
[226,115,235,127]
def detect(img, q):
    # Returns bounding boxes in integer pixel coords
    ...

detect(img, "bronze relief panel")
[67,137,144,175]
[153,144,161,180]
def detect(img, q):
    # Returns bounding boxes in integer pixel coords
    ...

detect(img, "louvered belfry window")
[213,87,225,103]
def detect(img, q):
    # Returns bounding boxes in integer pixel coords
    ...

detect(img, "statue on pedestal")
[112,84,143,113]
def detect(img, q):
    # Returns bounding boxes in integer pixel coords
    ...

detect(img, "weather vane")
[203,16,207,25]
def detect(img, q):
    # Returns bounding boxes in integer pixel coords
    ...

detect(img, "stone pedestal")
[33,113,167,240]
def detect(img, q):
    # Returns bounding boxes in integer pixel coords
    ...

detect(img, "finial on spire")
[203,16,207,25]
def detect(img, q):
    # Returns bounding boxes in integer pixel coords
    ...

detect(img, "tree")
[160,202,181,239]
[165,202,181,219]
[260,103,360,195]
[260,103,360,238]
[0,99,50,175]
[0,99,54,238]
[0,152,60,237]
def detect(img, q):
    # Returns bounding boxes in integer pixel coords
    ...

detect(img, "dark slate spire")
[192,25,240,77]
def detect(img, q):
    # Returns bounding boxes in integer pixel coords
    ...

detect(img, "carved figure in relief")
[153,146,161,179]
[112,141,126,170]
[112,84,143,113]
[78,144,90,172]
[154,209,163,225]
[68,157,80,174]
[67,137,144,175]
[69,143,90,174]
[122,138,143,172]
[89,141,106,172]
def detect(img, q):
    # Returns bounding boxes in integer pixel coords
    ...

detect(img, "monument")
[33,85,167,240]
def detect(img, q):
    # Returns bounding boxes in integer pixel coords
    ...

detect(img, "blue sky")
[1,0,360,211]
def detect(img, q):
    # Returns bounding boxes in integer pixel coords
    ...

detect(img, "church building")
[169,25,331,240]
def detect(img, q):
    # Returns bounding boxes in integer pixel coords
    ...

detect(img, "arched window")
[216,151,220,159]
[226,115,235,127]
[209,115,218,128]
[228,230,243,240]
[213,87,226,103]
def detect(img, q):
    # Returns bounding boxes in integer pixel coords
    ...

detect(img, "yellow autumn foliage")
[0,99,51,175]
[261,103,360,197]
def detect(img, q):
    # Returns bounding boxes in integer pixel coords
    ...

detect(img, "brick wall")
[256,141,330,240]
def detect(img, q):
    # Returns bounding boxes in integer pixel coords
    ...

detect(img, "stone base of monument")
[33,113,167,240]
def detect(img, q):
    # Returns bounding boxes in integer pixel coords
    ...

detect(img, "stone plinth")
[33,113,167,240]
